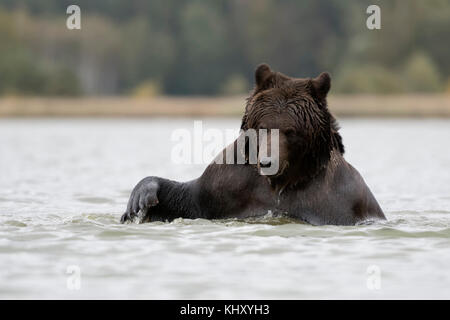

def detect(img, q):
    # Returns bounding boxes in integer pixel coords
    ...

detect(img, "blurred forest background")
[0,0,449,97]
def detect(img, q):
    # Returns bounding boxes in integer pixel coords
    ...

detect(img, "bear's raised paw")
[120,177,159,223]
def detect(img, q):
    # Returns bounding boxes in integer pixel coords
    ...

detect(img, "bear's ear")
[311,72,331,100]
[255,63,273,89]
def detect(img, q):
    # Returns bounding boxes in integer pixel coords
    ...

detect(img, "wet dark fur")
[121,64,385,226]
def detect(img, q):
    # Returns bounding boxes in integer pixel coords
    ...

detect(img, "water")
[0,118,449,299]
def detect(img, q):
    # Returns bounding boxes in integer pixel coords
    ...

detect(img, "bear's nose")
[260,157,272,168]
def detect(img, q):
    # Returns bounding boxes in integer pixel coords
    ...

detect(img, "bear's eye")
[284,129,295,136]
[257,124,267,131]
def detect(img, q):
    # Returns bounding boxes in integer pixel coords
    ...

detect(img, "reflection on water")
[0,118,449,299]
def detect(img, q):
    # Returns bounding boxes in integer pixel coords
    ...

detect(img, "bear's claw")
[120,177,160,223]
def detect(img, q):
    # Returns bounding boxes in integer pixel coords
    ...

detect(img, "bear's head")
[241,64,344,192]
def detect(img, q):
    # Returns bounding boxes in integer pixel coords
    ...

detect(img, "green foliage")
[334,64,404,94]
[0,0,448,95]
[220,74,249,96]
[403,52,441,92]
[0,47,80,96]
[131,80,162,97]
[44,67,81,96]
[0,49,44,95]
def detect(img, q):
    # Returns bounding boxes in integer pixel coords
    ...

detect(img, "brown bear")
[120,64,385,225]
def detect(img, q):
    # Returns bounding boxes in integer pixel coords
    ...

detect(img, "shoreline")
[0,94,449,118]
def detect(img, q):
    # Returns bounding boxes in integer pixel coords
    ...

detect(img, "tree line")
[0,0,449,96]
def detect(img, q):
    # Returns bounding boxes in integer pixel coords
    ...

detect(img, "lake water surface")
[0,118,449,299]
